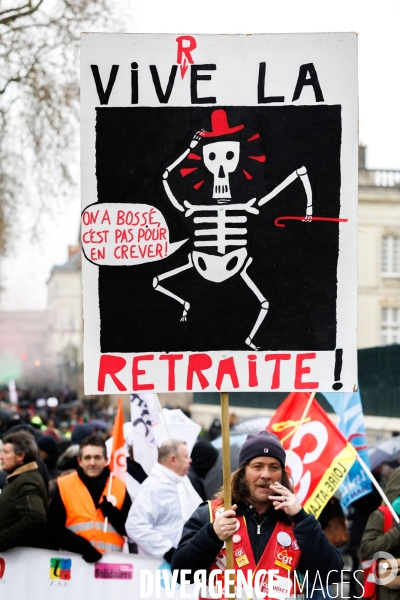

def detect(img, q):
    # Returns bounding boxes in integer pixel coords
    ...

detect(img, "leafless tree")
[0,0,123,256]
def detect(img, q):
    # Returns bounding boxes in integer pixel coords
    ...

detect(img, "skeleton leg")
[240,258,269,350]
[153,255,194,321]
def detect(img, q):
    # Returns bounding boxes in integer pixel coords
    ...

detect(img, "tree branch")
[0,0,44,25]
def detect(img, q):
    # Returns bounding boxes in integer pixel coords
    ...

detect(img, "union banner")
[267,392,357,518]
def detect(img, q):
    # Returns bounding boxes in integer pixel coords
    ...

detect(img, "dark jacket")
[47,466,131,559]
[188,440,219,502]
[0,462,47,551]
[360,467,400,600]
[171,499,344,584]
[188,467,207,501]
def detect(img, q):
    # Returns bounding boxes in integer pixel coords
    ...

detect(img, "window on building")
[381,307,400,345]
[382,235,400,276]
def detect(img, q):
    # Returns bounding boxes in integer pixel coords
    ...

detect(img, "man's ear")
[16,452,26,465]
[77,456,82,466]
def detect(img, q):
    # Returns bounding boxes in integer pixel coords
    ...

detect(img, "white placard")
[81,33,358,393]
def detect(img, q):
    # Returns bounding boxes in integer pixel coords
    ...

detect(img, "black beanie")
[238,431,286,468]
[38,435,59,455]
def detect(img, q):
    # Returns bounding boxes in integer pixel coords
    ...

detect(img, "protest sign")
[81,33,358,393]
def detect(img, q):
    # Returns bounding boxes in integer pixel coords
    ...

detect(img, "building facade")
[358,146,400,348]
[45,246,83,392]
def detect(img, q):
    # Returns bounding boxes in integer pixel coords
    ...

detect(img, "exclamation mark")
[165,242,168,258]
[332,349,343,390]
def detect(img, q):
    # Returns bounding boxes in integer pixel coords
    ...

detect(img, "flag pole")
[355,453,399,524]
[221,391,235,596]
[104,397,122,532]
[104,471,113,532]
[286,392,316,463]
[156,394,173,439]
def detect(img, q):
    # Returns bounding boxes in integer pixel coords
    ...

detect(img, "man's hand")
[99,495,114,519]
[82,545,102,563]
[213,504,238,541]
[269,483,302,516]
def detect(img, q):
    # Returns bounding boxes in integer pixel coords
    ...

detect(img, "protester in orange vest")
[172,431,343,599]
[47,435,131,563]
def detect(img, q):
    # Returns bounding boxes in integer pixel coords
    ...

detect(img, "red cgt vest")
[361,505,393,599]
[200,499,302,600]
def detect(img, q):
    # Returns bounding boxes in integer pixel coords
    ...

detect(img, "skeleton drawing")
[153,109,313,350]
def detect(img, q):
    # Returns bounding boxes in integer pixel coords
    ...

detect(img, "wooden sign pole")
[220,391,235,594]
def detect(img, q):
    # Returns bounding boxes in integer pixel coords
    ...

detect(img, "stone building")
[358,145,400,348]
[45,246,83,392]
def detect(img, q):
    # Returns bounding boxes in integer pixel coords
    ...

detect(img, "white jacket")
[126,462,202,559]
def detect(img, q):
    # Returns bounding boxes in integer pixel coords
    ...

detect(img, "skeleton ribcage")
[192,209,248,255]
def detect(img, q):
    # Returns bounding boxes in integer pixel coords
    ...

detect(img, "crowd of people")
[0,401,400,599]
[0,405,219,566]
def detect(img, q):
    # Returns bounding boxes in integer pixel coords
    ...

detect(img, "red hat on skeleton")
[200,109,244,138]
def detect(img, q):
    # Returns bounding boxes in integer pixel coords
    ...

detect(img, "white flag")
[130,394,160,475]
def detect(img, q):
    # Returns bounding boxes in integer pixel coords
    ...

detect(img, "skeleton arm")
[162,130,205,213]
[258,166,313,221]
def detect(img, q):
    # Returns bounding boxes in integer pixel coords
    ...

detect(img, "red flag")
[109,398,126,482]
[267,392,357,518]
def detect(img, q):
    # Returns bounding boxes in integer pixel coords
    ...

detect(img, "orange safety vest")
[361,505,393,599]
[201,499,302,600]
[58,471,126,554]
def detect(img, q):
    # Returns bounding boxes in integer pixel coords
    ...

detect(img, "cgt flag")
[267,392,357,519]
[109,398,126,481]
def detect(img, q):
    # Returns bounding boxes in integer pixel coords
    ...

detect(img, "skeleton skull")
[203,141,240,200]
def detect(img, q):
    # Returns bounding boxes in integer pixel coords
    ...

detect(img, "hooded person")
[37,435,59,481]
[188,439,219,501]
[361,467,400,600]
[171,430,343,598]
[71,424,92,445]
[0,409,12,436]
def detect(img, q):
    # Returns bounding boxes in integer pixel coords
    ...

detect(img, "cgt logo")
[49,558,72,580]
[0,557,5,579]
[277,550,293,565]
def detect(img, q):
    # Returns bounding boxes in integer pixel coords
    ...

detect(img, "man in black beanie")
[172,430,343,598]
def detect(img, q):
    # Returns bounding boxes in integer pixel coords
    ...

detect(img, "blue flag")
[322,390,372,508]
